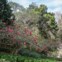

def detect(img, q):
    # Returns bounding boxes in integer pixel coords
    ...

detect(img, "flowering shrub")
[0,19,21,53]
[0,19,49,55]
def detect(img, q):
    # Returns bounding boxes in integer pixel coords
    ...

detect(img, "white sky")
[8,0,62,13]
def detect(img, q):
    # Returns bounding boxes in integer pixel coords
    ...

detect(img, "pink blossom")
[7,27,13,33]
[3,22,6,25]
[17,31,20,35]
[24,27,32,35]
[33,37,37,42]
[24,42,27,45]
[33,36,38,44]
[29,31,32,35]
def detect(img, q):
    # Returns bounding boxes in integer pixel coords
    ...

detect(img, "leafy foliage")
[0,54,61,62]
[0,0,15,25]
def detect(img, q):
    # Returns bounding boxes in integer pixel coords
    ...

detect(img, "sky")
[8,0,62,13]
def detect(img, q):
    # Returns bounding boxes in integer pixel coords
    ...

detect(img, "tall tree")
[37,5,58,39]
[0,0,15,26]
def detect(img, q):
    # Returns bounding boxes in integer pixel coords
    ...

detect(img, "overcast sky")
[8,0,62,13]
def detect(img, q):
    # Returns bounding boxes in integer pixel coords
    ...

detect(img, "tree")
[0,0,14,26]
[0,0,18,53]
[37,4,58,39]
[56,13,62,42]
[35,4,59,54]
[28,2,38,10]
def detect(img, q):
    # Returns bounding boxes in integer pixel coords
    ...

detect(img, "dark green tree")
[0,0,15,26]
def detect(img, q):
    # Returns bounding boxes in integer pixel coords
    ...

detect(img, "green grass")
[0,53,61,62]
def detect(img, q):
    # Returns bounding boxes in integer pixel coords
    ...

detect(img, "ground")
[0,53,62,62]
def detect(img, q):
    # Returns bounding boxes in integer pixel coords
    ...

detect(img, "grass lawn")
[0,53,62,62]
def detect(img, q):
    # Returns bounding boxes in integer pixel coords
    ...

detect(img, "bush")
[18,48,41,58]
